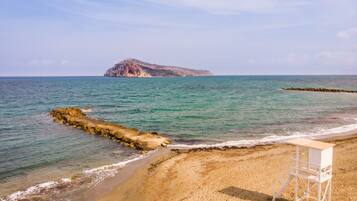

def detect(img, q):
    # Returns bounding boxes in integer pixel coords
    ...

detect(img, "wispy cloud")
[315,50,357,66]
[40,0,171,29]
[149,0,312,15]
[29,59,71,66]
[1,0,357,75]
[37,0,315,31]
[337,27,357,39]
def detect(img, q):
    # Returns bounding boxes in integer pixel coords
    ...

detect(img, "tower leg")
[306,179,310,201]
[328,179,332,201]
[317,183,321,201]
[295,146,300,201]
[272,175,293,201]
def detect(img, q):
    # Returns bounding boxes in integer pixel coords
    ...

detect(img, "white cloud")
[42,0,171,29]
[247,58,257,64]
[29,59,70,66]
[150,0,311,15]
[265,50,357,67]
[30,59,54,65]
[315,50,357,65]
[286,53,310,65]
[60,59,69,65]
[336,27,357,39]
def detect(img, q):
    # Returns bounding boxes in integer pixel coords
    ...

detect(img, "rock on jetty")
[283,87,357,93]
[50,107,171,150]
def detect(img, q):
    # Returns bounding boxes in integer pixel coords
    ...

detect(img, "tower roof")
[286,138,335,150]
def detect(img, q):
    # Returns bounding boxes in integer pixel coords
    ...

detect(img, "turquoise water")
[1,76,357,199]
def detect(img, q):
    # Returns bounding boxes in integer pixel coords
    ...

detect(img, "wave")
[1,179,70,201]
[80,108,92,113]
[83,152,153,185]
[168,122,357,149]
[0,152,154,201]
[3,121,357,200]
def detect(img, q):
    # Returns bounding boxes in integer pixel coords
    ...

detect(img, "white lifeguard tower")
[273,138,335,201]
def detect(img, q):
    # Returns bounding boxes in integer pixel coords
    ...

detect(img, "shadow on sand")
[218,186,289,201]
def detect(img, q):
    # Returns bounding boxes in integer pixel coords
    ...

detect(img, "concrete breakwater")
[283,87,357,93]
[50,107,171,150]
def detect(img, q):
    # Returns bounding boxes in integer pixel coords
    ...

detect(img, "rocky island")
[104,58,212,77]
[50,107,171,150]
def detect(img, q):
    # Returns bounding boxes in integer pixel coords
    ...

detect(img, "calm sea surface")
[1,76,357,198]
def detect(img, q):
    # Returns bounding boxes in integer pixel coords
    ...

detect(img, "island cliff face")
[104,58,212,77]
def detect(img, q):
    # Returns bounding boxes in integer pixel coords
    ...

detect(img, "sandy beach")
[95,135,357,201]
[3,1,357,200]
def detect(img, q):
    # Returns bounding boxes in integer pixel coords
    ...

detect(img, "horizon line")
[1,74,357,78]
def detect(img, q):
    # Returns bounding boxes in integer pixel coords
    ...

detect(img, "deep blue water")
[1,75,357,197]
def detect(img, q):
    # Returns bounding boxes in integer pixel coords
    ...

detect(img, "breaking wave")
[2,121,357,200]
[0,152,154,201]
[169,122,357,149]
[1,179,70,201]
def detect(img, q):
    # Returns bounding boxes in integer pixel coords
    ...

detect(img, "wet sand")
[97,135,357,201]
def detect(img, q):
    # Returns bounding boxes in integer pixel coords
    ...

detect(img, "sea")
[1,75,357,200]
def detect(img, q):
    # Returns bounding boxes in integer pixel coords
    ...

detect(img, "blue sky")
[0,0,357,76]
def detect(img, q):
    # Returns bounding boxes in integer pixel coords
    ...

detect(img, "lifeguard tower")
[273,138,335,201]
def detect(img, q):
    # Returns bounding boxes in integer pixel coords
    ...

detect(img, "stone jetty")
[50,107,171,151]
[283,87,357,93]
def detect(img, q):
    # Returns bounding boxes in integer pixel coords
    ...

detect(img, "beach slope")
[99,135,357,201]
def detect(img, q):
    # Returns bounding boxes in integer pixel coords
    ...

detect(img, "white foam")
[169,123,357,149]
[1,151,156,200]
[61,178,71,183]
[84,154,146,174]
[3,181,58,201]
[81,108,92,113]
[3,122,357,200]
[83,151,155,184]
[318,123,357,135]
[168,135,293,149]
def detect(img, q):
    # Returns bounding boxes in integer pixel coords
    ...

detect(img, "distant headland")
[104,58,212,77]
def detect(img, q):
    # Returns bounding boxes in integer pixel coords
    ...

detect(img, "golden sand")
[98,135,357,201]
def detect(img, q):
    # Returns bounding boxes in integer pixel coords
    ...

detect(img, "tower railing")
[272,138,334,201]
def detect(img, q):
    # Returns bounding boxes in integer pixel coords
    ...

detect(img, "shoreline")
[2,130,357,201]
[94,133,357,201]
[66,128,357,201]
[62,149,171,201]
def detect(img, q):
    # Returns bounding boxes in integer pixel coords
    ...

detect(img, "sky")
[0,0,357,76]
